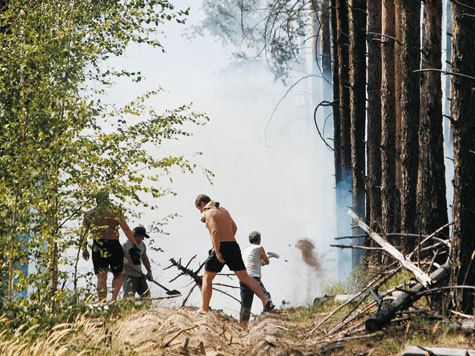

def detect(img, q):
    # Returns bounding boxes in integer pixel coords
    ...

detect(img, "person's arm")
[142,253,153,280]
[206,212,225,263]
[260,246,270,265]
[81,217,90,260]
[119,218,138,245]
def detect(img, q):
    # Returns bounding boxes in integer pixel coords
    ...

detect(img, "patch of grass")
[378,339,400,354]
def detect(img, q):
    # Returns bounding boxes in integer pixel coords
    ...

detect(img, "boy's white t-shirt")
[242,244,262,278]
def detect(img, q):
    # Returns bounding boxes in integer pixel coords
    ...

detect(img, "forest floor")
[110,303,474,356]
[1,297,474,355]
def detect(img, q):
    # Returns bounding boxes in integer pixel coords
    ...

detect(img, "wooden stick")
[162,325,198,348]
[348,210,433,287]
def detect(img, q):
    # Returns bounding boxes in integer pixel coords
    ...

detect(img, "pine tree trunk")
[380,0,397,237]
[366,0,382,232]
[450,1,475,315]
[417,0,448,242]
[320,0,333,133]
[399,0,420,253]
[335,0,353,277]
[331,0,341,184]
[336,0,351,181]
[349,0,366,265]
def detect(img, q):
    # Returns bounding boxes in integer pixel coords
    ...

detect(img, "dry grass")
[0,301,473,355]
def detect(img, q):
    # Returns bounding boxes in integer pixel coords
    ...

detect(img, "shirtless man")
[82,192,140,301]
[195,194,274,313]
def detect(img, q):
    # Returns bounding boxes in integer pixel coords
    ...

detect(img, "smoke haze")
[74,0,338,317]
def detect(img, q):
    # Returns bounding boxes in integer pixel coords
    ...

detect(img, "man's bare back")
[84,209,121,240]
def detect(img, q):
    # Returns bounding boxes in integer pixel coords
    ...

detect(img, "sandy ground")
[113,306,302,356]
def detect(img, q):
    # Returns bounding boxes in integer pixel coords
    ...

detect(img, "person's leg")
[255,277,271,300]
[122,273,134,299]
[201,270,217,312]
[234,270,272,309]
[137,276,151,299]
[96,272,108,301]
[239,281,254,322]
[111,271,123,301]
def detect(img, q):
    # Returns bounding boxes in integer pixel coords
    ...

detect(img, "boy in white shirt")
[240,231,273,322]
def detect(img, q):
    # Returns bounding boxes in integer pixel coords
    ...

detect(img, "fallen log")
[365,260,450,332]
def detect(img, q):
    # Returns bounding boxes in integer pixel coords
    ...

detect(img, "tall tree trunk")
[331,0,341,184]
[349,0,366,266]
[320,0,333,136]
[321,0,332,89]
[380,0,397,238]
[399,0,420,253]
[417,0,448,246]
[366,0,382,232]
[450,1,475,315]
[336,0,351,179]
[394,0,402,239]
[335,0,352,278]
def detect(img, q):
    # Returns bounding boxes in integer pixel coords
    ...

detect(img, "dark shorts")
[205,241,246,273]
[92,239,124,275]
[123,274,150,297]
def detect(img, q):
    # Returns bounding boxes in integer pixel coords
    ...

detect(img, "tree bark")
[399,0,421,253]
[331,0,341,184]
[336,0,351,181]
[335,0,353,277]
[349,0,366,266]
[380,0,397,237]
[366,0,382,232]
[417,0,448,255]
[450,1,475,315]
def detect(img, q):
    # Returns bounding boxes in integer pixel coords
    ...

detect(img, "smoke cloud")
[295,239,321,271]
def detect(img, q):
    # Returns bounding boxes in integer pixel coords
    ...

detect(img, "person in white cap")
[122,226,154,299]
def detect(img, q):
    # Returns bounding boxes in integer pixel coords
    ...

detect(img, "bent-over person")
[195,194,274,313]
[122,226,153,299]
[81,192,140,301]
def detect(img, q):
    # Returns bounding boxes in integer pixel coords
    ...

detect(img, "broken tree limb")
[348,210,433,287]
[365,260,450,332]
[330,244,384,251]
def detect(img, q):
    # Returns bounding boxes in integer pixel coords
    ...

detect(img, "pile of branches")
[304,210,474,349]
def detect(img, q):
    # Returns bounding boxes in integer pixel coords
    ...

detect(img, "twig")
[330,244,383,251]
[141,295,181,301]
[214,282,240,289]
[213,287,244,306]
[450,309,474,319]
[414,68,475,81]
[162,325,198,348]
[181,284,197,307]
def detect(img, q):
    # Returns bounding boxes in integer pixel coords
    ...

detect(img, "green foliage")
[195,0,313,81]
[0,0,209,325]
